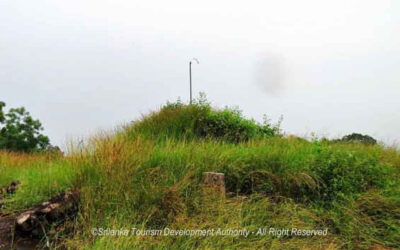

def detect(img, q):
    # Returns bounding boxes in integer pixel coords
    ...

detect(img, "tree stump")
[203,172,225,197]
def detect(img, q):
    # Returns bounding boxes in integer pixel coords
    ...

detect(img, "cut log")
[203,172,225,196]
[15,189,79,234]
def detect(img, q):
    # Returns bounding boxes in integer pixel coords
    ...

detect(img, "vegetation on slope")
[0,101,55,152]
[1,98,399,249]
[128,96,281,143]
[0,152,76,212]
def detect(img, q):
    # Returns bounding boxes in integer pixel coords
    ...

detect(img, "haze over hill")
[1,0,399,147]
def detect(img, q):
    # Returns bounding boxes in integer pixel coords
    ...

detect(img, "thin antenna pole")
[189,61,192,104]
[189,58,199,105]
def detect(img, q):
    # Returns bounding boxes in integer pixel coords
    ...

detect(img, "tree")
[0,101,5,123]
[340,133,377,145]
[0,101,51,152]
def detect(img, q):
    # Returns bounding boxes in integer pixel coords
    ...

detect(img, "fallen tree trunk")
[0,189,79,249]
[15,189,79,236]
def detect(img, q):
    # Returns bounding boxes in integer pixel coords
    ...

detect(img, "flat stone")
[40,202,60,213]
[16,211,35,225]
[41,201,50,206]
[203,172,226,195]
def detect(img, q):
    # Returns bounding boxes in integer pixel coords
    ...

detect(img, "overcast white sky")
[1,0,399,147]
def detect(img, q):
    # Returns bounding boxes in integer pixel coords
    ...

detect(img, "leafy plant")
[0,101,51,152]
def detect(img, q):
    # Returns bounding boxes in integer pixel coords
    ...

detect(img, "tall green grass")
[2,100,400,249]
[0,151,76,212]
[62,102,400,249]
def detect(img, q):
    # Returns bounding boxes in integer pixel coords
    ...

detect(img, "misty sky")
[1,0,399,148]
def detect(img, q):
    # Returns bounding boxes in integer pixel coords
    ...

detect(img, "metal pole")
[189,58,199,105]
[189,61,192,104]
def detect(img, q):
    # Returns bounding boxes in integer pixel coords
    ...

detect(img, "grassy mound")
[1,100,399,249]
[128,98,280,143]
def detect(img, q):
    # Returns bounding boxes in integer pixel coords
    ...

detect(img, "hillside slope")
[1,101,399,249]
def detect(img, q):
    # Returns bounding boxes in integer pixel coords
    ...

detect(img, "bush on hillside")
[130,95,281,142]
[220,140,391,204]
[338,133,377,145]
[310,144,388,202]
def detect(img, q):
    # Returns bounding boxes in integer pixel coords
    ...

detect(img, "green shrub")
[310,143,390,203]
[337,133,377,145]
[129,97,280,143]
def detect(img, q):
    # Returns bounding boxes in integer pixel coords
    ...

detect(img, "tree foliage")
[0,101,51,152]
[340,133,377,145]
